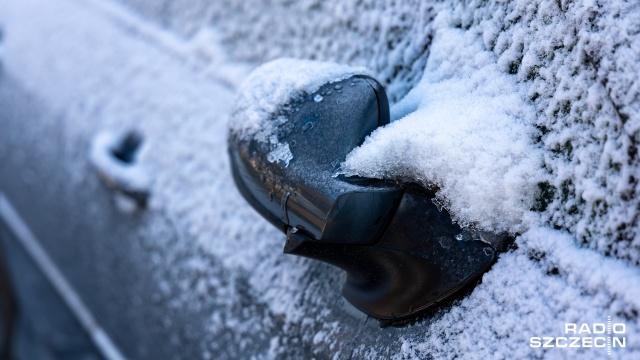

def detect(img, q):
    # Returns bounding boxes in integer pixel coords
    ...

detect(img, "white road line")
[0,193,127,360]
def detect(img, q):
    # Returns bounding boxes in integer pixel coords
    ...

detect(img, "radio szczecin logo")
[530,316,626,355]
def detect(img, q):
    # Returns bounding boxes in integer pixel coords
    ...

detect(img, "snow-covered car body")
[0,0,638,359]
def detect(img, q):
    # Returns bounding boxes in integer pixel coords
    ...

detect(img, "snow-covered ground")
[1,0,639,358]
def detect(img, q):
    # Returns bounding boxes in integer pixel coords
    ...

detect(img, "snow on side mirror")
[228,59,509,324]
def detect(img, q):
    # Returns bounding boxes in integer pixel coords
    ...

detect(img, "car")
[0,0,638,359]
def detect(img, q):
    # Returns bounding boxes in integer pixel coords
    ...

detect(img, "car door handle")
[90,130,150,208]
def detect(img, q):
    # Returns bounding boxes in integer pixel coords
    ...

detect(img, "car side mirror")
[228,70,508,323]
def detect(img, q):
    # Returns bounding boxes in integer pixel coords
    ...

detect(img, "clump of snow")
[229,58,370,142]
[340,25,544,234]
[267,142,293,167]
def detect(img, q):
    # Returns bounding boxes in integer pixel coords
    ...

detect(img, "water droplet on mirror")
[314,94,323,102]
[334,84,343,90]
[302,122,314,132]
